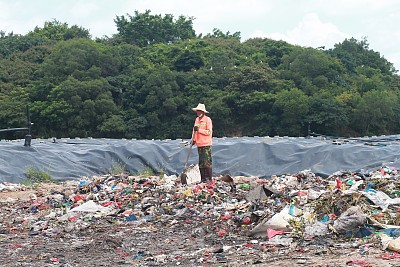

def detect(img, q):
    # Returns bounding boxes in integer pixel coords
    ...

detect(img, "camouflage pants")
[197,146,212,168]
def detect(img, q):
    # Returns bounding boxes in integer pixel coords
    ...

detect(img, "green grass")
[25,166,53,184]
[158,167,166,178]
[109,160,127,175]
[137,166,155,177]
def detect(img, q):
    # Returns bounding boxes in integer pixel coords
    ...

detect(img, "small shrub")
[110,160,126,175]
[25,166,53,183]
[138,166,155,177]
[158,167,166,179]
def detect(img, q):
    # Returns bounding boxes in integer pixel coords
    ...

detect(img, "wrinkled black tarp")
[1,136,400,183]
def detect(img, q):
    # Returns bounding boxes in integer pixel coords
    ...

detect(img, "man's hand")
[193,126,199,131]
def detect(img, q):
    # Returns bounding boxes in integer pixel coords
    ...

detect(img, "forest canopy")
[0,10,399,140]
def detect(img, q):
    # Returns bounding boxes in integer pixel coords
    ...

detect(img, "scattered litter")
[2,166,400,265]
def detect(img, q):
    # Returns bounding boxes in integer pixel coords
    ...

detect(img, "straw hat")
[192,103,209,113]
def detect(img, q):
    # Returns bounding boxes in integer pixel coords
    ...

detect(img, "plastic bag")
[332,206,367,234]
[249,206,294,237]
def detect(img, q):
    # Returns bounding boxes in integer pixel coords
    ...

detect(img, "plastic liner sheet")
[1,136,400,183]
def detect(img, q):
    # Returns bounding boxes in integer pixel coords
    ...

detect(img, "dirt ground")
[2,177,400,267]
[2,216,400,267]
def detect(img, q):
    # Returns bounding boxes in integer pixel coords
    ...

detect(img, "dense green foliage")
[0,11,399,140]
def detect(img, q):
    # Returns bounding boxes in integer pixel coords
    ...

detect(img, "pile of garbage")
[2,166,400,266]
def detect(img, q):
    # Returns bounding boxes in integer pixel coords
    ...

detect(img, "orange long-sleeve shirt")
[193,115,213,147]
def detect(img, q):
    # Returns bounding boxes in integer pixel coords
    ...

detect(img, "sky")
[1,0,400,72]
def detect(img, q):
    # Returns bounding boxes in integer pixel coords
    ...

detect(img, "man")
[191,103,213,183]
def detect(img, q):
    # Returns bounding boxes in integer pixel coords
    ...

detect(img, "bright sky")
[1,0,400,72]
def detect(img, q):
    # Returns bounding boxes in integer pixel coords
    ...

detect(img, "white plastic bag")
[69,200,111,213]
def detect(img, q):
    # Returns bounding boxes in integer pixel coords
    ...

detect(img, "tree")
[328,37,396,75]
[243,38,295,68]
[121,66,188,138]
[236,91,276,136]
[30,76,121,137]
[174,50,204,71]
[220,65,283,136]
[0,57,36,87]
[272,88,309,136]
[350,65,388,93]
[2,12,400,140]
[28,19,91,41]
[98,115,127,138]
[199,38,243,72]
[0,87,29,129]
[307,91,349,136]
[41,38,118,84]
[280,48,346,95]
[0,33,50,58]
[225,64,281,94]
[114,10,196,47]
[203,28,241,40]
[351,90,398,135]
